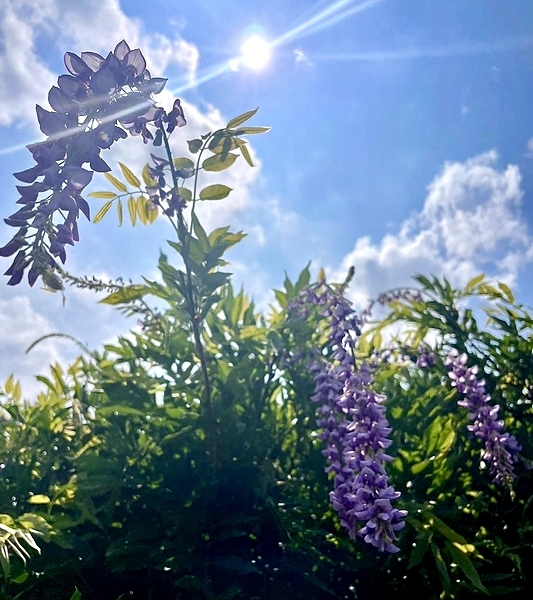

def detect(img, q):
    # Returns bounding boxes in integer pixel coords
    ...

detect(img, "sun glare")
[240,35,271,70]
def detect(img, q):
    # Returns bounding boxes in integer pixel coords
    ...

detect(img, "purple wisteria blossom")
[446,349,520,489]
[0,40,187,288]
[290,284,406,552]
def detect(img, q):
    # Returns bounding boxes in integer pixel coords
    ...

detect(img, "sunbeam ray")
[306,35,533,62]
[272,0,386,47]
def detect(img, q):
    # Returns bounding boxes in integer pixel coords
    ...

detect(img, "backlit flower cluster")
[446,349,520,489]
[1,40,186,287]
[290,285,406,552]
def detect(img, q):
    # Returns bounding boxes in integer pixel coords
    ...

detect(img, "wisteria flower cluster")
[446,349,520,489]
[0,40,186,287]
[359,288,423,323]
[290,285,406,552]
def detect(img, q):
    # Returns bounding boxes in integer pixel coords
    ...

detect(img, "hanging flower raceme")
[0,40,187,287]
[446,349,520,489]
[289,284,406,552]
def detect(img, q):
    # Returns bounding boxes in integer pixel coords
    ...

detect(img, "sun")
[240,35,271,70]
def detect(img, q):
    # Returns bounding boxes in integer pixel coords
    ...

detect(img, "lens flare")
[240,35,271,70]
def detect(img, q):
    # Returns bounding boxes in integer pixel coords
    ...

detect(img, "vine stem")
[159,124,217,464]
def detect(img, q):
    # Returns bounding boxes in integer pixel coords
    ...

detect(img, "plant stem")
[159,125,216,458]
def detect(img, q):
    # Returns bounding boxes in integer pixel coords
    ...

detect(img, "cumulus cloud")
[0,1,56,126]
[334,151,533,308]
[0,295,74,398]
[0,0,198,129]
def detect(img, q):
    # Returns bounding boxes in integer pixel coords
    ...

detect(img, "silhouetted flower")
[1,40,187,288]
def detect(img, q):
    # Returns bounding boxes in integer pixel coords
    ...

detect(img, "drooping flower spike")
[446,349,520,489]
[1,40,186,287]
[289,284,406,552]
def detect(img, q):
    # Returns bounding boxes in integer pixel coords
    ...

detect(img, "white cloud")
[0,0,199,129]
[55,0,199,79]
[0,295,73,398]
[526,138,533,158]
[293,49,314,66]
[334,151,533,308]
[0,1,56,126]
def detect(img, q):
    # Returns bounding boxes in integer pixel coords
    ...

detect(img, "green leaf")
[93,201,113,223]
[11,571,29,584]
[128,196,137,226]
[236,139,254,166]
[445,541,487,593]
[202,152,238,172]
[208,133,237,156]
[187,138,203,153]
[118,162,141,187]
[426,513,469,545]
[407,530,432,569]
[174,157,195,170]
[200,184,232,201]
[431,542,451,594]
[226,107,259,129]
[104,172,127,192]
[28,494,51,504]
[98,405,146,418]
[69,589,82,600]
[192,213,209,250]
[117,198,123,226]
[88,191,117,199]
[99,285,149,305]
[208,226,230,245]
[179,187,192,202]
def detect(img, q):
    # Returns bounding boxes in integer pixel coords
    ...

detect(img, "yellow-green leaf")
[179,187,193,202]
[93,201,113,223]
[100,284,149,305]
[88,191,117,199]
[137,196,148,225]
[128,196,137,226]
[209,134,238,155]
[188,138,203,153]
[28,494,51,504]
[498,282,514,302]
[142,163,155,186]
[147,204,158,223]
[174,157,195,170]
[236,139,254,167]
[4,374,14,394]
[199,184,232,201]
[226,107,259,129]
[202,152,238,172]
[234,126,270,135]
[104,173,127,192]
[465,273,485,293]
[117,198,123,226]
[119,162,141,187]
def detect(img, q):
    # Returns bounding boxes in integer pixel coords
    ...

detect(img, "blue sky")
[1,0,533,394]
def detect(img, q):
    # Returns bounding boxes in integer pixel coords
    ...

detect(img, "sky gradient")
[1,0,533,394]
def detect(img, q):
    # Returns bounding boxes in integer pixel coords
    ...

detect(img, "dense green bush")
[1,40,532,599]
